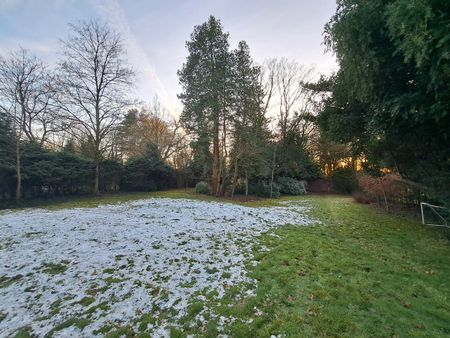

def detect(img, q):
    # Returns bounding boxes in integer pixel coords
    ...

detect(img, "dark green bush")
[233,182,246,195]
[250,180,280,198]
[21,143,95,196]
[195,181,211,195]
[277,177,307,195]
[331,168,357,194]
[122,144,173,192]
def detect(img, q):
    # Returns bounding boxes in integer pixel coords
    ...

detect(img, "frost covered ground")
[0,198,317,337]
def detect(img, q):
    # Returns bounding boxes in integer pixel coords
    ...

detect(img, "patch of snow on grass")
[0,198,316,336]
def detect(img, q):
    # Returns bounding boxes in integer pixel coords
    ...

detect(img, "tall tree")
[0,112,15,199]
[119,98,186,163]
[178,16,232,196]
[57,20,134,194]
[323,0,450,203]
[0,49,57,200]
[272,58,315,143]
[230,41,270,195]
[259,58,321,181]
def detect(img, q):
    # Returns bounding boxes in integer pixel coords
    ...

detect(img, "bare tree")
[119,98,186,163]
[0,49,58,200]
[57,20,134,194]
[143,98,186,162]
[259,58,277,116]
[271,58,315,141]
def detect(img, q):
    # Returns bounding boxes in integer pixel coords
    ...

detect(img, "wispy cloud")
[0,38,56,58]
[0,0,337,115]
[90,0,180,114]
[0,0,23,11]
[0,0,75,11]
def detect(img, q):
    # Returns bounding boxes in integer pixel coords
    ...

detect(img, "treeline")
[178,16,322,197]
[3,6,445,206]
[0,127,176,199]
[0,20,191,201]
[0,17,326,201]
[317,0,450,206]
[0,91,188,199]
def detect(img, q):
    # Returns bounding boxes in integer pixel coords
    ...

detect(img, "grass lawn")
[2,191,450,337]
[0,189,217,211]
[208,195,450,337]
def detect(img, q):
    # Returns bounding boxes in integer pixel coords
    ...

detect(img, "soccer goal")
[420,202,450,228]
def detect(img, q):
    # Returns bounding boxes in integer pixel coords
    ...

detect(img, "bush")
[352,191,371,204]
[356,172,417,208]
[250,180,280,198]
[277,177,307,195]
[122,144,174,192]
[21,144,95,196]
[233,181,247,195]
[195,181,211,195]
[330,168,357,194]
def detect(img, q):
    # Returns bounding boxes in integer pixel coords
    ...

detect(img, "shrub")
[250,181,280,198]
[122,144,174,192]
[21,144,95,196]
[352,191,371,204]
[330,168,357,194]
[195,181,211,195]
[277,177,307,195]
[233,181,247,195]
[356,172,416,208]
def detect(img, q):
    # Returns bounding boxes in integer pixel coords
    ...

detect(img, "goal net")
[420,202,449,228]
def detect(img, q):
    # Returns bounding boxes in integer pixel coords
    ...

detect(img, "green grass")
[4,192,450,337]
[0,189,226,211]
[204,196,450,337]
[49,299,62,316]
[0,274,23,288]
[12,326,32,338]
[44,318,91,338]
[41,261,69,275]
[76,297,96,307]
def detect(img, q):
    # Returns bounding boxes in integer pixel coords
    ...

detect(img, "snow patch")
[0,198,316,336]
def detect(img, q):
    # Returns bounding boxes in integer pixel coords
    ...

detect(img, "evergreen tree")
[230,41,270,195]
[0,112,15,198]
[323,0,450,203]
[20,143,95,197]
[178,16,232,196]
[122,144,173,191]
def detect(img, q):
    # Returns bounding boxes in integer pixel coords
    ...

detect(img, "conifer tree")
[178,16,232,196]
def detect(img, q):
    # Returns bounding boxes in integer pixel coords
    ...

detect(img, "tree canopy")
[2,9,447,205]
[320,0,450,203]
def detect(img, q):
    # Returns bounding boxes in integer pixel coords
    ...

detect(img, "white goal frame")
[420,202,449,228]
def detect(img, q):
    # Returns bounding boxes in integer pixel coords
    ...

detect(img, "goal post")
[420,202,449,228]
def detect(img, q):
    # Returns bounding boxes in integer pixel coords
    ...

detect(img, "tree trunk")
[218,113,228,196]
[380,178,389,212]
[231,158,238,197]
[94,163,100,195]
[245,170,249,196]
[95,99,101,195]
[15,138,21,201]
[270,146,276,198]
[211,119,220,196]
[218,152,224,196]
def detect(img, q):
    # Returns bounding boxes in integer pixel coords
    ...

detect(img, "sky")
[0,0,337,116]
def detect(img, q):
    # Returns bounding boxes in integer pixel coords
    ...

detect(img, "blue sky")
[0,0,337,114]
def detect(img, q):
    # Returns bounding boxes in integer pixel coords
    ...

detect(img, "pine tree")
[230,41,270,195]
[178,16,232,196]
[0,112,15,198]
